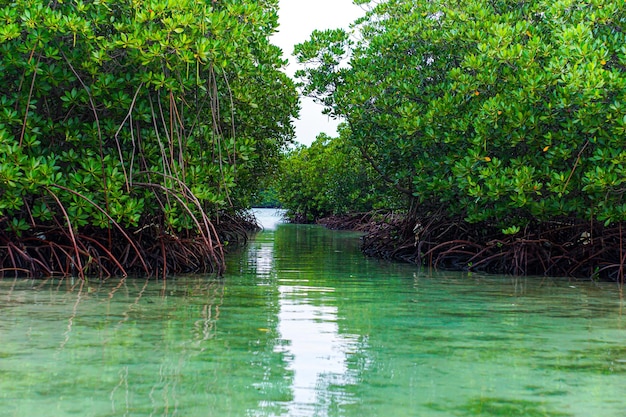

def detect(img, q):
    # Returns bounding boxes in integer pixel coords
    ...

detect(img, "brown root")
[317,210,398,231]
[357,214,626,281]
[0,210,256,279]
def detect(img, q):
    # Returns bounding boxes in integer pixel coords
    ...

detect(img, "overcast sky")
[272,0,365,146]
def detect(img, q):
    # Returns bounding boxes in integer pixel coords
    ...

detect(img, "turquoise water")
[1,209,625,416]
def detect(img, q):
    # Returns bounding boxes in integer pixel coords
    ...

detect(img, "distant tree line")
[277,124,404,222]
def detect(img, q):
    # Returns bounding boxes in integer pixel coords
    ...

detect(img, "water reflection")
[251,243,275,276]
[2,219,626,417]
[0,276,237,417]
[246,209,361,416]
[276,284,359,415]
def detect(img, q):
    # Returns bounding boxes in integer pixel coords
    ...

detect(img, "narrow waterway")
[1,209,625,417]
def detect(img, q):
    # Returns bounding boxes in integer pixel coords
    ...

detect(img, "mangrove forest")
[1,0,626,281]
[278,0,626,281]
[0,0,298,277]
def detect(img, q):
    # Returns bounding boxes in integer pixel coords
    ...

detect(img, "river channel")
[1,208,625,416]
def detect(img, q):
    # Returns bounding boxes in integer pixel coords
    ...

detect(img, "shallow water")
[1,209,625,416]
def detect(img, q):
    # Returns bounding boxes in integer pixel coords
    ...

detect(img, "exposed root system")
[317,211,392,231]
[319,212,626,282]
[0,212,259,279]
[360,214,626,281]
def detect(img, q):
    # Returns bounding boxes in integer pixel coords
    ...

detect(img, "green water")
[1,209,626,417]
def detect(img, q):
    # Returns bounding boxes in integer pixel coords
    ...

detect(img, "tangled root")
[356,214,626,281]
[0,211,258,279]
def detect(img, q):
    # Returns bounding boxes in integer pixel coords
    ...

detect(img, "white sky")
[272,0,365,146]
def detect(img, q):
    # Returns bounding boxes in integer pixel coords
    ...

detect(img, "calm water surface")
[1,209,626,417]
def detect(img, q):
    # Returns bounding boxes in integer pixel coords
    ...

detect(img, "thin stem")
[44,187,85,280]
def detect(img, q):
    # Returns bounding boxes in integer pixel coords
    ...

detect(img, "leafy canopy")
[277,124,398,221]
[295,0,626,227]
[0,0,298,237]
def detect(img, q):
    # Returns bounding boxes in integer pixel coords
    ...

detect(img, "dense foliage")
[295,0,626,230]
[0,0,298,276]
[277,125,400,222]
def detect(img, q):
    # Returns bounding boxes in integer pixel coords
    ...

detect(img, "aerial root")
[0,209,259,279]
[0,227,224,279]
[352,214,626,281]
